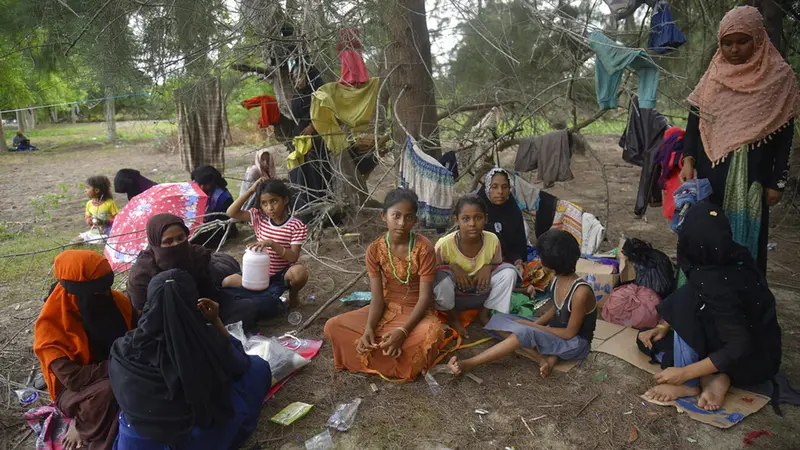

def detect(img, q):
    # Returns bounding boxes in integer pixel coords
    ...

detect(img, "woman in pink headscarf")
[238,148,276,211]
[679,6,799,274]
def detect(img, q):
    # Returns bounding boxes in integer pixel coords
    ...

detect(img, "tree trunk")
[0,115,7,152]
[50,108,58,123]
[384,0,440,157]
[16,111,24,132]
[104,87,117,142]
[748,0,785,54]
[71,106,78,124]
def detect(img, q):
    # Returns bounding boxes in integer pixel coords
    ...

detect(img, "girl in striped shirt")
[226,179,308,309]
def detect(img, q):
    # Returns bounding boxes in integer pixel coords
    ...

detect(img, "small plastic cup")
[288,311,302,326]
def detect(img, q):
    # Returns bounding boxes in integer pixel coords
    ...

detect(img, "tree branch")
[437,100,518,121]
[64,0,116,56]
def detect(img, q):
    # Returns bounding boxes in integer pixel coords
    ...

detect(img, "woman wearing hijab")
[113,169,157,201]
[477,168,528,270]
[238,149,276,211]
[679,6,798,274]
[640,202,781,411]
[34,250,137,450]
[190,165,238,248]
[110,269,271,449]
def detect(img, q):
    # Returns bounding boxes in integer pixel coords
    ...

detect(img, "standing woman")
[679,6,799,273]
[477,168,528,270]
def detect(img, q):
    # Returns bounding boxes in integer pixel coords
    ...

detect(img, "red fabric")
[660,126,690,220]
[339,49,369,87]
[337,28,362,52]
[601,284,661,328]
[663,126,684,141]
[743,430,774,445]
[241,95,279,128]
[264,337,323,401]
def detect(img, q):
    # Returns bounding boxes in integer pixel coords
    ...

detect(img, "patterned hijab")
[687,6,799,166]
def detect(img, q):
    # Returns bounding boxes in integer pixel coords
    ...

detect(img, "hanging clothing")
[324,234,444,381]
[619,97,669,216]
[113,169,157,201]
[337,28,369,86]
[241,95,280,129]
[400,136,454,229]
[581,213,605,255]
[657,202,781,387]
[602,0,656,20]
[288,136,333,216]
[311,78,380,154]
[535,191,558,238]
[514,130,573,188]
[477,168,527,265]
[589,32,660,110]
[176,77,230,171]
[687,6,799,166]
[33,250,136,450]
[110,270,270,448]
[552,200,584,247]
[439,151,459,179]
[287,136,314,170]
[511,173,539,212]
[648,0,686,54]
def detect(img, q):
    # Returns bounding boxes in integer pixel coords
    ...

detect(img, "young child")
[434,195,517,337]
[225,178,308,309]
[324,188,443,380]
[447,229,597,378]
[73,176,119,244]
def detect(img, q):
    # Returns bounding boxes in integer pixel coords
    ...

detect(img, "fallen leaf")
[687,437,697,443]
[629,428,639,443]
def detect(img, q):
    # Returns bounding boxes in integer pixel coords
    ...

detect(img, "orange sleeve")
[418,238,436,283]
[366,242,381,278]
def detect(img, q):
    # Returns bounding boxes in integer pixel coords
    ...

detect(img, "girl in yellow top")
[74,176,119,244]
[434,195,518,337]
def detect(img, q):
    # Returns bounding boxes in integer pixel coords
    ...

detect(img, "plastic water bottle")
[15,388,38,406]
[241,249,271,291]
[424,372,442,396]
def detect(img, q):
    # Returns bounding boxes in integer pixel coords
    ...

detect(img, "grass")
[13,120,177,149]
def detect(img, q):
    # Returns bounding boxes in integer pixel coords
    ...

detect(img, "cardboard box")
[576,258,619,305]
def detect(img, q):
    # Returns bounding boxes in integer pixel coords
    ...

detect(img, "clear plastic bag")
[305,429,334,450]
[226,322,311,386]
[326,398,362,431]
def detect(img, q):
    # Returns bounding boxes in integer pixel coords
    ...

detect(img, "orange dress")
[324,234,444,380]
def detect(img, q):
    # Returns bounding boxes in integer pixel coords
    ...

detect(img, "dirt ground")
[1,125,799,449]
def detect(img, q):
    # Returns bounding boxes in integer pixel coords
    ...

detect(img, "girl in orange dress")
[324,188,444,380]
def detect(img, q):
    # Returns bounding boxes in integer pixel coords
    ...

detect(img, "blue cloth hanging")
[648,0,686,54]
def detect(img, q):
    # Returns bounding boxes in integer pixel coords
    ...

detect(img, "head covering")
[190,165,228,189]
[477,168,527,264]
[33,250,135,400]
[687,6,799,165]
[126,213,212,310]
[677,201,754,276]
[110,269,248,444]
[254,149,276,179]
[114,169,157,201]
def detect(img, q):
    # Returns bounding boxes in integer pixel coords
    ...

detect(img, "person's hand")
[356,328,378,354]
[679,158,695,183]
[655,367,687,385]
[197,298,221,323]
[251,177,268,192]
[474,265,492,292]
[766,188,783,206]
[514,260,524,273]
[451,265,472,292]
[378,328,406,358]
[247,240,273,252]
[638,326,669,350]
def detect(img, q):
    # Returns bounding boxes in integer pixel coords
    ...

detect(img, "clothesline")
[0,92,151,115]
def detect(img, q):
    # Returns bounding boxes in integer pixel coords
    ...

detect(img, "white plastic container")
[241,248,271,291]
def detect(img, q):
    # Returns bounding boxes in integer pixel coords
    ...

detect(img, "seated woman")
[127,214,270,327]
[238,149,276,211]
[447,229,596,379]
[433,195,516,337]
[113,168,157,201]
[190,165,238,248]
[110,269,271,449]
[641,202,781,411]
[477,168,528,271]
[324,188,444,381]
[33,250,137,450]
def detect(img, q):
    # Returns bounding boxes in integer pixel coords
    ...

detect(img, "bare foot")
[478,308,491,326]
[63,420,82,450]
[539,355,558,378]
[644,384,700,403]
[221,274,242,288]
[447,316,469,339]
[698,374,730,412]
[447,355,474,376]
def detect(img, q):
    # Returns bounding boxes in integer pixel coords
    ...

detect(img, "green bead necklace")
[385,231,416,284]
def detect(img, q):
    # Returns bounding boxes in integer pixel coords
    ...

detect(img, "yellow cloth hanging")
[287,136,314,170]
[310,78,380,155]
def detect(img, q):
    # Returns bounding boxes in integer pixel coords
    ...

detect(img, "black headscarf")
[126,213,213,310]
[114,169,157,201]
[110,269,248,444]
[657,202,781,385]
[191,165,228,189]
[477,168,528,264]
[290,65,324,137]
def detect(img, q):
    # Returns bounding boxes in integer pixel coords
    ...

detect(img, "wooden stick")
[575,393,600,418]
[521,416,536,437]
[298,269,368,332]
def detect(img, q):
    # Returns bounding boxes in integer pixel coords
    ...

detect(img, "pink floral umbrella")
[104,182,208,271]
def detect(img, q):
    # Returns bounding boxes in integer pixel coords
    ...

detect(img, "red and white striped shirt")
[248,209,308,276]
